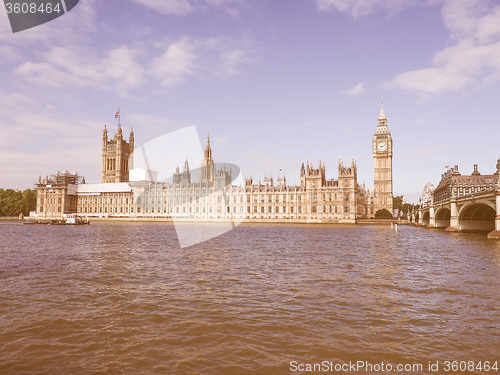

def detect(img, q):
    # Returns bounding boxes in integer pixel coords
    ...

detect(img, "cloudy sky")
[1,0,500,202]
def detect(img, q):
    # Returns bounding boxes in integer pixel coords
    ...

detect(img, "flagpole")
[118,106,121,128]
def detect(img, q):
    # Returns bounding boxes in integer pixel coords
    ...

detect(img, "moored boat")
[23,220,51,225]
[24,215,90,225]
[49,215,90,225]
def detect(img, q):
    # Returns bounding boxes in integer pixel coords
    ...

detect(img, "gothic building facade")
[36,104,395,221]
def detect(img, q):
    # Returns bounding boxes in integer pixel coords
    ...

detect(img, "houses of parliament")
[35,103,394,222]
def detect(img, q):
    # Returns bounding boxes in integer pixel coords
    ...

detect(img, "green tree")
[0,188,37,217]
[22,189,37,215]
[375,208,393,219]
[393,195,419,219]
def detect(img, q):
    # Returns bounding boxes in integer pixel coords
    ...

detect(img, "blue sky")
[1,0,500,203]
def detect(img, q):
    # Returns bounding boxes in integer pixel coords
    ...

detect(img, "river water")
[0,222,499,374]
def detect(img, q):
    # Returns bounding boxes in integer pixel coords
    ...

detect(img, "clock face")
[377,142,387,152]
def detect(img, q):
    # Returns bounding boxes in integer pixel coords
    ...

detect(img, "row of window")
[39,197,62,205]
[105,190,360,205]
[80,206,135,214]
[454,185,492,196]
[78,204,352,215]
[105,158,129,171]
[248,205,350,214]
[249,195,303,203]
[436,184,495,202]
[39,206,61,213]
[138,193,352,206]
[80,197,131,205]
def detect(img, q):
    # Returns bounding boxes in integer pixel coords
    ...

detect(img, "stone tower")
[372,101,393,214]
[101,124,134,183]
[299,161,326,189]
[338,160,357,221]
[200,133,215,185]
[182,159,191,183]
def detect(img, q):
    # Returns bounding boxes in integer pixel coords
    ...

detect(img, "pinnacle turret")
[204,132,212,161]
[378,100,386,120]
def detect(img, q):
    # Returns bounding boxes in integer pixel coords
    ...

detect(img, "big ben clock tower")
[373,101,393,215]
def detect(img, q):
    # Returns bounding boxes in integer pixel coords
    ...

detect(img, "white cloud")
[14,35,253,94]
[387,0,500,96]
[316,0,413,19]
[2,0,253,95]
[203,0,246,16]
[15,45,147,93]
[342,82,366,95]
[0,45,22,64]
[105,46,148,90]
[132,0,245,16]
[438,0,488,39]
[127,113,191,136]
[151,37,198,87]
[317,0,500,96]
[475,6,500,44]
[0,145,100,189]
[0,91,106,188]
[218,48,251,76]
[132,0,193,15]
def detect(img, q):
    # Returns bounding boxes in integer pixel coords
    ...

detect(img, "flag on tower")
[115,108,120,118]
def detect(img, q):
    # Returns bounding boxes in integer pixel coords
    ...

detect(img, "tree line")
[374,196,420,219]
[393,195,420,219]
[0,189,37,217]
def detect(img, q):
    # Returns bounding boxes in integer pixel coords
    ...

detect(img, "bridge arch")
[435,207,451,228]
[458,203,496,232]
[422,210,430,226]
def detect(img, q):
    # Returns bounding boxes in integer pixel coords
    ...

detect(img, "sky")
[1,0,500,203]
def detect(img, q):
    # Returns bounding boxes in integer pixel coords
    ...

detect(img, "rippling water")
[0,221,499,374]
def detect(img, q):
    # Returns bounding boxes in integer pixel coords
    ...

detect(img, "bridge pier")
[487,192,500,238]
[446,200,459,232]
[426,206,436,228]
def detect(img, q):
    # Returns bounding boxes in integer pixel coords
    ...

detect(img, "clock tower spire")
[373,100,393,216]
[379,100,386,120]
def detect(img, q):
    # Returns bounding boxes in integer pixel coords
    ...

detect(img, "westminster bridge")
[418,162,500,238]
